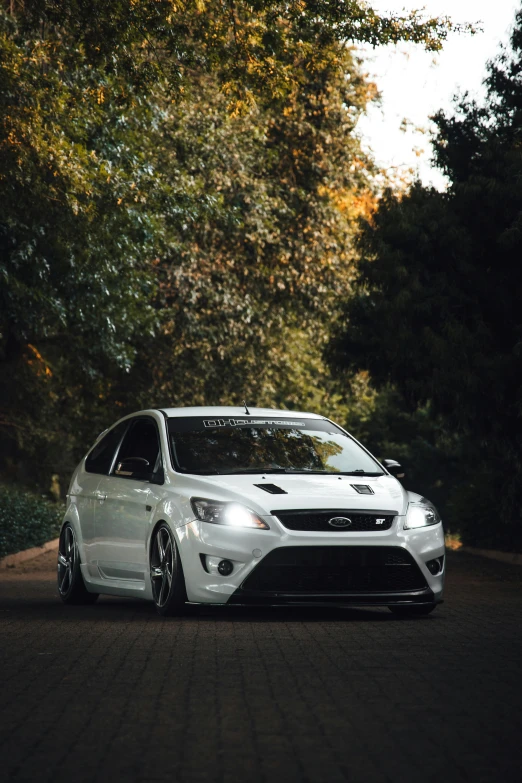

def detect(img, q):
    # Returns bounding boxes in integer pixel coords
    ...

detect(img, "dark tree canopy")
[330,10,522,549]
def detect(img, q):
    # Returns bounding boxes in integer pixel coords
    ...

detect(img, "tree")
[0,1,457,488]
[134,41,376,406]
[0,7,167,483]
[329,8,522,549]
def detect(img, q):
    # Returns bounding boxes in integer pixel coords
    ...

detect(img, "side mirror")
[382,459,405,479]
[115,457,150,478]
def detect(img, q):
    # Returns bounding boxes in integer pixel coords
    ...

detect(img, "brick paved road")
[1,551,521,783]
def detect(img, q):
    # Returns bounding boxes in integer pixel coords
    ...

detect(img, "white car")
[58,406,445,616]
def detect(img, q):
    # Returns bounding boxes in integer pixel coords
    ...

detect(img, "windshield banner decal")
[203,418,305,428]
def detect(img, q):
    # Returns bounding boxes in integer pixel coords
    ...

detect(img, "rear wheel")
[389,603,437,617]
[150,523,187,616]
[57,524,98,605]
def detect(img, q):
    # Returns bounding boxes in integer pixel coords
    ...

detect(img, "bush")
[0,485,64,558]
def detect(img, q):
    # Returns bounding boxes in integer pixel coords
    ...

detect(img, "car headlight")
[190,498,270,529]
[404,500,441,530]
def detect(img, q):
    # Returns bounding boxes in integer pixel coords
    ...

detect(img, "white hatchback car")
[58,406,445,616]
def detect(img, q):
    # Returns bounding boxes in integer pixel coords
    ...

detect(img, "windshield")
[167,416,384,476]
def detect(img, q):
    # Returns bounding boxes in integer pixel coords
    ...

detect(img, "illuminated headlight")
[404,500,441,530]
[190,498,270,529]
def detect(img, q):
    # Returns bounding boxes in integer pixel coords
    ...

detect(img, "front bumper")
[175,515,445,606]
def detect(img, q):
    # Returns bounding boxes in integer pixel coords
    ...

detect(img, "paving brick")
[1,552,521,782]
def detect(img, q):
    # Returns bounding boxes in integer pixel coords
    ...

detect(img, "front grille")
[241,546,427,594]
[273,509,395,532]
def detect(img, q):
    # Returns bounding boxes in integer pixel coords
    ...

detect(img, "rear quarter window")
[85,421,129,475]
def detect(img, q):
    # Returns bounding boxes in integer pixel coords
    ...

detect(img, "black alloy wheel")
[57,523,98,604]
[150,523,187,616]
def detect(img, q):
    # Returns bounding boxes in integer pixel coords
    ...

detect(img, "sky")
[356,1,521,188]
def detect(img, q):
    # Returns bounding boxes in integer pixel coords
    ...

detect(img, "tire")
[57,523,99,605]
[150,523,187,616]
[388,603,438,617]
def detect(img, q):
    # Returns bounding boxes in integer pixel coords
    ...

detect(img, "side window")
[113,418,161,479]
[85,421,128,475]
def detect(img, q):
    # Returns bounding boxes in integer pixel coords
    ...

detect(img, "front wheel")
[57,524,98,605]
[150,523,187,616]
[389,603,438,617]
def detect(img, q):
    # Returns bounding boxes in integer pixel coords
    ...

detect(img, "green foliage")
[0,11,160,363]
[0,1,455,496]
[0,6,166,485]
[330,10,522,550]
[128,42,377,411]
[13,1,464,99]
[0,484,63,557]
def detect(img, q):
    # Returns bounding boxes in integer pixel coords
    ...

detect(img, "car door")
[78,420,129,567]
[93,417,162,585]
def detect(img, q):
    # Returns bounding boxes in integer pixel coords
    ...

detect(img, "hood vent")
[254,483,288,495]
[351,484,374,495]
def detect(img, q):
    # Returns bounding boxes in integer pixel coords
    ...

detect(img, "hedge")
[0,485,64,558]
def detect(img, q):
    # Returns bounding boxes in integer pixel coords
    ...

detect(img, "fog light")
[218,559,233,576]
[203,555,237,575]
[426,556,444,575]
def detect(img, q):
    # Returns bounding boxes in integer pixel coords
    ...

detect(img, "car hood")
[186,473,408,517]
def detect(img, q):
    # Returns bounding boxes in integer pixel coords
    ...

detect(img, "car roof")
[158,406,326,420]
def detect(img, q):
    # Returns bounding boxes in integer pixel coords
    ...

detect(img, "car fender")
[143,500,193,601]
[145,493,190,564]
[59,503,87,563]
[406,490,425,504]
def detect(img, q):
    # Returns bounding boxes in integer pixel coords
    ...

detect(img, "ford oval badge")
[328,517,352,528]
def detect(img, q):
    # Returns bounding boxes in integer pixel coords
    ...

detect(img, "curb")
[461,546,522,566]
[0,538,59,570]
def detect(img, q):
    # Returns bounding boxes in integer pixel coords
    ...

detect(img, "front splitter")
[225,587,437,607]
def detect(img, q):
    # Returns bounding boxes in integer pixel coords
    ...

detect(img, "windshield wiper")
[276,469,385,476]
[274,469,330,474]
[187,468,384,476]
[179,469,289,475]
[340,470,384,477]
[217,468,290,475]
[213,468,384,476]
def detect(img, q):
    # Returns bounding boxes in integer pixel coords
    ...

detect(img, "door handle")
[95,491,107,502]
